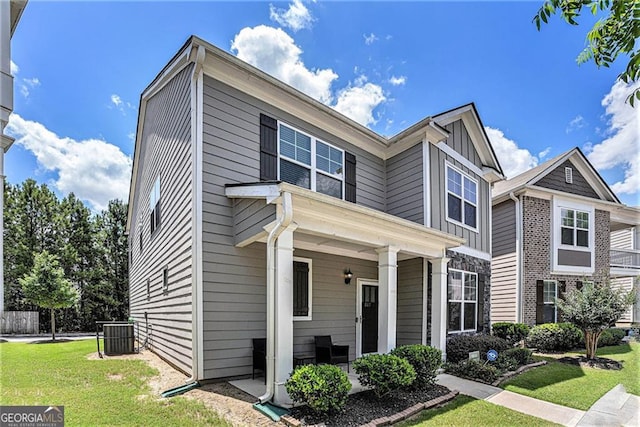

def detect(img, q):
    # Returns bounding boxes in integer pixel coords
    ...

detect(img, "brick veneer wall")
[521,196,610,326]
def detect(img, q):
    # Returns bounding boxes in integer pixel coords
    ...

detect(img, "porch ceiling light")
[344,269,353,285]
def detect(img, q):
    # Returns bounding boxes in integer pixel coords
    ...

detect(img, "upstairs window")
[279,123,344,199]
[149,177,161,235]
[560,208,589,247]
[446,164,477,230]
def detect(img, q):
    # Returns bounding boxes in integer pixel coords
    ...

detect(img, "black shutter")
[293,261,309,317]
[536,280,544,324]
[345,151,356,203]
[477,274,486,332]
[576,281,583,291]
[557,281,567,322]
[260,114,278,181]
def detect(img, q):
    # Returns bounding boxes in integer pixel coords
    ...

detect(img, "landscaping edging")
[491,361,547,387]
[281,390,460,427]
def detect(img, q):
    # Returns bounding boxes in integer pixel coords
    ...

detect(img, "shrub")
[527,323,583,352]
[445,359,499,384]
[597,328,626,347]
[446,334,511,363]
[285,364,351,414]
[502,347,534,366]
[493,354,518,372]
[352,354,416,398]
[390,344,442,389]
[492,322,530,346]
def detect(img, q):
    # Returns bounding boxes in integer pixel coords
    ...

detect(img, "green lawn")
[502,342,639,410]
[0,339,229,426]
[398,395,560,426]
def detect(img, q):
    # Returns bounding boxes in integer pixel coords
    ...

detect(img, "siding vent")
[565,167,573,184]
[162,267,169,294]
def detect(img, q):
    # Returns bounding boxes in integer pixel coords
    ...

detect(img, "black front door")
[362,284,378,354]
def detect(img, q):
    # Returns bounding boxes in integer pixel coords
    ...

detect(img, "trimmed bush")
[527,323,583,352]
[597,328,626,347]
[352,354,416,398]
[446,334,511,363]
[502,347,534,366]
[390,344,442,389]
[445,359,499,384]
[492,322,530,346]
[285,364,351,414]
[493,354,518,372]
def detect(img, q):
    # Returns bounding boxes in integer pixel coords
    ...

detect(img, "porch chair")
[314,335,349,372]
[252,338,266,383]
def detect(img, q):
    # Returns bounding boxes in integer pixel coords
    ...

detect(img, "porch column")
[376,246,399,353]
[430,257,450,360]
[273,225,295,405]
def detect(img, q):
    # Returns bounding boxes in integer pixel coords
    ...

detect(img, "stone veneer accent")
[521,196,610,326]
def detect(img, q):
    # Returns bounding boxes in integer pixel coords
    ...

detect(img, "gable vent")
[565,167,573,184]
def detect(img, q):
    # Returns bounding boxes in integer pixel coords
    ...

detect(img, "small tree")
[556,280,635,359]
[20,251,79,340]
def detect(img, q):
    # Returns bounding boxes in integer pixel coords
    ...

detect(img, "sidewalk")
[437,374,639,427]
[0,333,95,342]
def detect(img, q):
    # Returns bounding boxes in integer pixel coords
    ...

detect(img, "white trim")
[437,141,484,177]
[551,197,595,274]
[445,162,479,233]
[293,256,313,321]
[448,245,491,262]
[542,280,558,323]
[356,278,379,358]
[421,258,429,345]
[422,140,431,228]
[195,66,205,380]
[447,269,478,333]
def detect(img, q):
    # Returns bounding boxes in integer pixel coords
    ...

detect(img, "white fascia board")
[437,141,484,177]
[225,184,282,204]
[1,134,14,152]
[525,186,624,213]
[448,245,492,261]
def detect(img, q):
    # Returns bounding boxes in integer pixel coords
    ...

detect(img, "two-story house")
[127,36,504,405]
[491,148,640,326]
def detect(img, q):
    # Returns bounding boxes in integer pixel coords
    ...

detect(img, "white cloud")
[10,60,19,75]
[538,147,552,160]
[364,33,378,45]
[111,94,123,107]
[20,77,40,98]
[333,82,385,127]
[6,114,132,211]
[566,114,586,133]
[586,80,640,197]
[485,127,538,179]
[232,25,337,104]
[389,75,406,86]
[269,0,313,32]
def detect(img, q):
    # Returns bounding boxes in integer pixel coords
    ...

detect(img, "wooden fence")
[1,311,39,334]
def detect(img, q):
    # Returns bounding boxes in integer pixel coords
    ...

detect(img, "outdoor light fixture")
[344,269,353,285]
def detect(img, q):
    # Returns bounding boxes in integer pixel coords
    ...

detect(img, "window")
[150,176,161,235]
[293,258,312,320]
[538,280,557,323]
[162,267,169,294]
[446,164,477,230]
[560,208,589,247]
[447,269,477,332]
[279,123,344,199]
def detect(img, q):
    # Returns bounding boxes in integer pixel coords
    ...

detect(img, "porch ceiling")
[225,182,465,260]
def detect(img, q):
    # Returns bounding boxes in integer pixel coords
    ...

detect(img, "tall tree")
[534,0,640,105]
[19,251,79,340]
[556,280,636,359]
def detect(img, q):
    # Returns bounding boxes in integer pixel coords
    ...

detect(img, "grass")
[0,339,230,426]
[502,341,639,410]
[398,395,560,426]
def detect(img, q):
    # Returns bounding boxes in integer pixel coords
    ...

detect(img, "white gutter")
[259,191,293,403]
[509,192,522,323]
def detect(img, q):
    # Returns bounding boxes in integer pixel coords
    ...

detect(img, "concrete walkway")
[437,374,640,427]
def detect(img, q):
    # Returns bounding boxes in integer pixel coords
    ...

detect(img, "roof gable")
[535,159,600,199]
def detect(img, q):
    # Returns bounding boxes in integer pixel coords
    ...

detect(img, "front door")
[361,284,379,354]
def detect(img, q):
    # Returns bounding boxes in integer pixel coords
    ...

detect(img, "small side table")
[293,354,316,367]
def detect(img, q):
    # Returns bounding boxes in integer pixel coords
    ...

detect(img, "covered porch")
[225,182,465,406]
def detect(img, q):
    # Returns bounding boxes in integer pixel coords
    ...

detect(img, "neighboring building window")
[162,267,169,294]
[279,123,344,199]
[446,164,477,230]
[150,176,161,235]
[447,269,477,332]
[560,208,589,247]
[293,258,312,320]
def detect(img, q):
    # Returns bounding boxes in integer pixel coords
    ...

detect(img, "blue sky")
[7,0,639,210]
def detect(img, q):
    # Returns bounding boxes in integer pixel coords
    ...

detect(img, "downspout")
[259,191,293,404]
[509,192,522,323]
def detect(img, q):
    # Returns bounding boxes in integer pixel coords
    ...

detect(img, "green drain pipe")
[161,381,200,398]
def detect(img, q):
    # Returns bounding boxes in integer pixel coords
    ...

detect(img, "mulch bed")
[287,385,452,426]
[557,356,623,370]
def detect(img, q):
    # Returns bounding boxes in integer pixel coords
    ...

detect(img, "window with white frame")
[293,258,312,320]
[447,269,477,332]
[279,123,344,199]
[539,280,557,323]
[560,208,589,247]
[446,164,477,230]
[149,176,161,235]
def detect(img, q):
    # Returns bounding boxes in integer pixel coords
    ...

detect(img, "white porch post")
[273,225,295,405]
[430,257,450,360]
[376,246,399,353]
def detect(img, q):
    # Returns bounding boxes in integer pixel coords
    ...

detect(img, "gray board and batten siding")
[396,257,425,346]
[129,64,194,374]
[386,143,424,224]
[492,199,517,258]
[490,199,518,323]
[535,159,602,200]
